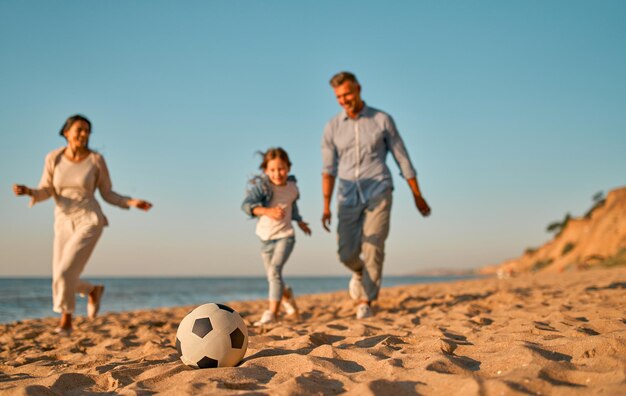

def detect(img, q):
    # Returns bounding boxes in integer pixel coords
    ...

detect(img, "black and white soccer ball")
[175,303,248,368]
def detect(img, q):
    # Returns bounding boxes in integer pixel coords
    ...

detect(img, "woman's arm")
[95,154,152,211]
[20,149,63,206]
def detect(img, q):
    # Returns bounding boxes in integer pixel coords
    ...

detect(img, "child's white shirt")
[256,181,299,241]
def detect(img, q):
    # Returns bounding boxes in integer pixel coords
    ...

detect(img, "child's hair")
[258,147,292,170]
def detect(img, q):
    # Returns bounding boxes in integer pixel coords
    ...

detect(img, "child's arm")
[253,206,286,220]
[242,178,267,218]
[291,200,311,235]
[297,221,312,235]
[291,200,303,223]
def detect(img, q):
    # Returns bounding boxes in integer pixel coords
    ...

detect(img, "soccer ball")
[175,303,249,368]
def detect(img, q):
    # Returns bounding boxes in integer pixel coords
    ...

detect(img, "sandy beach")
[1,268,625,395]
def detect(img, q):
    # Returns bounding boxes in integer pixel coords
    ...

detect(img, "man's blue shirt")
[321,104,417,207]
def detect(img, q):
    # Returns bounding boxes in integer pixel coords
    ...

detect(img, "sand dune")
[2,268,626,395]
[483,186,626,275]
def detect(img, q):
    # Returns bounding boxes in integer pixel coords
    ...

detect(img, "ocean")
[0,275,477,324]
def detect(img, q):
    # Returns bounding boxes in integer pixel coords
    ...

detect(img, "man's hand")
[321,173,336,233]
[414,194,431,217]
[321,210,332,232]
[406,177,431,217]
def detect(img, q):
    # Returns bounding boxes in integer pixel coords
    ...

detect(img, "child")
[242,148,311,325]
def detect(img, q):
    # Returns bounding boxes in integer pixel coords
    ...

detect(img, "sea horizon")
[0,274,479,324]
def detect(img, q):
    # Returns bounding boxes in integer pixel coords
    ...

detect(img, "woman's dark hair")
[59,114,91,137]
[259,147,291,170]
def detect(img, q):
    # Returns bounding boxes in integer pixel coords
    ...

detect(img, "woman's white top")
[29,147,130,225]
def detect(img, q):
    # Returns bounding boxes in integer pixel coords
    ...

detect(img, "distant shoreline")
[0,274,480,325]
[0,272,480,279]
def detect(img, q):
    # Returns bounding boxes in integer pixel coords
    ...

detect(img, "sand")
[1,268,626,395]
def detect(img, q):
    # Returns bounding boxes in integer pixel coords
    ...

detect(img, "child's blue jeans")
[260,236,295,301]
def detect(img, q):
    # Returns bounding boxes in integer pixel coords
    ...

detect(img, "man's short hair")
[329,71,359,87]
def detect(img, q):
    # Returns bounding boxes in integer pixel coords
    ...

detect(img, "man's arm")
[381,115,430,217]
[407,177,431,217]
[322,173,335,232]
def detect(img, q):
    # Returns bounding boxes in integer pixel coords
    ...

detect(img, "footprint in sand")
[576,327,600,336]
[539,368,586,388]
[308,332,345,346]
[465,303,492,318]
[362,379,425,395]
[1,372,34,382]
[288,370,345,394]
[426,354,481,374]
[469,317,494,327]
[316,356,365,373]
[326,324,348,331]
[120,334,141,347]
[49,373,96,394]
[524,342,571,362]
[533,321,558,332]
[504,380,537,395]
[586,282,626,291]
[439,328,473,346]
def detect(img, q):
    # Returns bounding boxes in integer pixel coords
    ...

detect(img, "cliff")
[481,186,626,276]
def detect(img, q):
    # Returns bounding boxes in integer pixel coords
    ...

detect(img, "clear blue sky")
[1,1,625,276]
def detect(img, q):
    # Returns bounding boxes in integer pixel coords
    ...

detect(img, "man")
[321,71,431,319]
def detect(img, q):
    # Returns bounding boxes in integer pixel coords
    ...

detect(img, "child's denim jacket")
[241,175,303,222]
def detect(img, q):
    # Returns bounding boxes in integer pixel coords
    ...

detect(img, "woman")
[13,114,152,335]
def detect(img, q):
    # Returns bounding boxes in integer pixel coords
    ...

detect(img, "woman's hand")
[13,184,32,196]
[128,199,153,211]
[297,221,312,236]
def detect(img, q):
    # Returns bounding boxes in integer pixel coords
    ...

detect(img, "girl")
[242,147,311,325]
[13,114,152,335]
